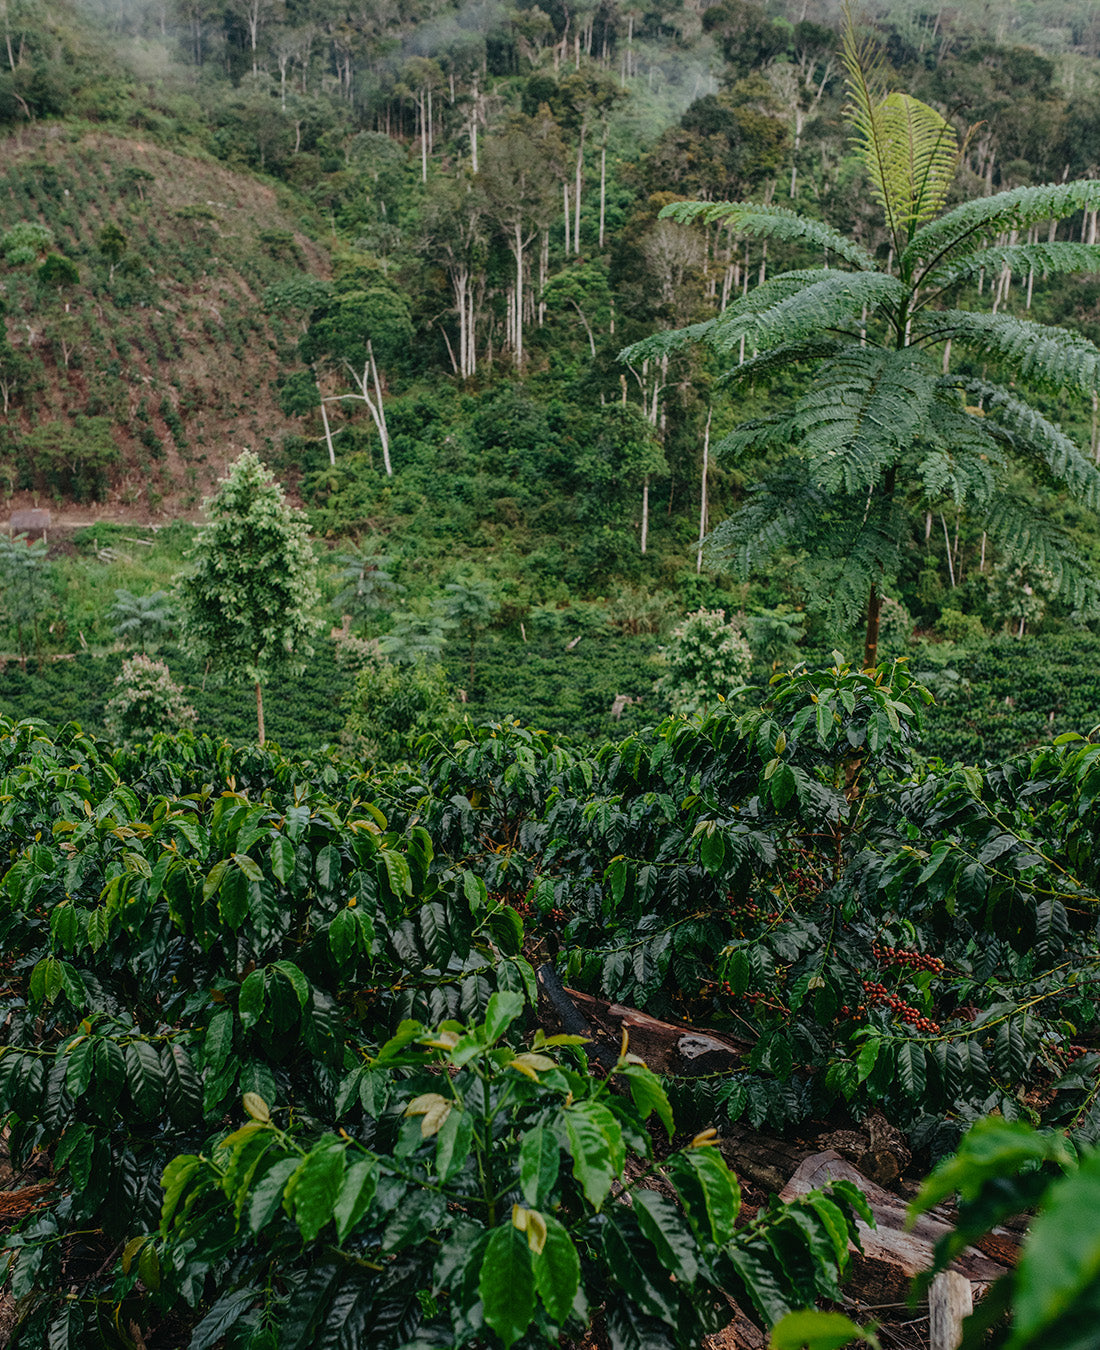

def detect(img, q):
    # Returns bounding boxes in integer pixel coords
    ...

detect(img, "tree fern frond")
[712,416,799,462]
[799,497,909,627]
[916,426,998,508]
[904,180,1100,279]
[914,310,1100,394]
[795,346,933,492]
[719,339,847,387]
[923,242,1100,294]
[842,11,957,245]
[981,494,1097,606]
[709,271,905,354]
[659,200,875,271]
[705,468,827,576]
[952,377,1100,510]
[618,319,719,366]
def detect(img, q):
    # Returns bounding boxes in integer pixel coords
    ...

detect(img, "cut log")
[780,1151,1009,1284]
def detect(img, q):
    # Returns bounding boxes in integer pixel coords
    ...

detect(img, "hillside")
[0,127,328,513]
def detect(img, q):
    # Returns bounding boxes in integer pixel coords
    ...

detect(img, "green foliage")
[342,656,456,764]
[158,1007,864,1349]
[1,222,53,266]
[177,451,319,742]
[0,532,51,666]
[108,587,175,650]
[625,37,1100,661]
[658,607,753,714]
[23,416,119,502]
[103,654,196,744]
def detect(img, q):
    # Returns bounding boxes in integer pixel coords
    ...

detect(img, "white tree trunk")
[697,406,711,572]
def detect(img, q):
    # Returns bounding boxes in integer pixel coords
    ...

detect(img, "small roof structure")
[9,509,51,540]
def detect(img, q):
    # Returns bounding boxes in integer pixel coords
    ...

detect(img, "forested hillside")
[5,0,1100,739]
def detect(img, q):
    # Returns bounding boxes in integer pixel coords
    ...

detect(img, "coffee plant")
[2,653,1100,1346]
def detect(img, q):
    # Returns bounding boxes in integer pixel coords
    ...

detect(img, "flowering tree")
[658,608,753,715]
[104,655,196,746]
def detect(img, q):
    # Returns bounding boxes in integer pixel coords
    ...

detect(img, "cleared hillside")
[0,127,328,513]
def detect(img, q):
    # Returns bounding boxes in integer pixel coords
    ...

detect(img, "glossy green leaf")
[479,1224,536,1349]
[534,1214,581,1325]
[519,1126,561,1208]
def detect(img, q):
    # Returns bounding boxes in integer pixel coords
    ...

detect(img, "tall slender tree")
[177,451,318,746]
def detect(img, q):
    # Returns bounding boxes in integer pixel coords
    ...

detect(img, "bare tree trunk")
[574,124,585,253]
[513,224,525,369]
[599,135,607,249]
[641,476,649,554]
[563,181,570,255]
[697,406,711,573]
[256,681,266,746]
[317,378,336,466]
[368,342,393,475]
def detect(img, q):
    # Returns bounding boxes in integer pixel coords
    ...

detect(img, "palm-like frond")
[843,12,957,247]
[923,242,1100,295]
[705,466,828,575]
[916,397,1002,506]
[719,339,847,387]
[659,200,875,271]
[953,377,1100,511]
[904,180,1100,280]
[712,415,799,462]
[914,310,1100,395]
[618,318,719,365]
[709,271,905,354]
[981,493,1097,607]
[795,346,933,493]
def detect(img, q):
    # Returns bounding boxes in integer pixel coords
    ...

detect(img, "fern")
[842,8,957,247]
[705,466,828,576]
[904,180,1100,280]
[712,415,800,462]
[709,271,905,354]
[922,241,1100,296]
[915,310,1100,395]
[659,199,875,271]
[980,493,1095,606]
[795,346,933,493]
[955,378,1100,511]
[720,339,847,387]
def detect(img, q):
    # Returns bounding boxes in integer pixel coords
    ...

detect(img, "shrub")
[342,655,456,764]
[103,654,196,744]
[658,608,753,715]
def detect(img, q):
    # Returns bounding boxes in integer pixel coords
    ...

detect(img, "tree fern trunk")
[863,582,881,670]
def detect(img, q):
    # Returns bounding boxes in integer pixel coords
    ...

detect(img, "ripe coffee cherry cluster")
[1052,1042,1089,1066]
[787,862,821,900]
[872,941,945,974]
[726,893,761,920]
[714,980,784,1013]
[856,979,940,1034]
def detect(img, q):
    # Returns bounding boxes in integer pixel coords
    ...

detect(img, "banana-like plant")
[623,6,1100,667]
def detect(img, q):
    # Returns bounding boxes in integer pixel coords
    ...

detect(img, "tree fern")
[922,242,1100,297]
[708,271,905,354]
[795,347,932,493]
[980,495,1096,607]
[904,181,1100,280]
[660,200,875,272]
[629,11,1100,664]
[842,6,957,249]
[956,378,1100,511]
[915,311,1100,395]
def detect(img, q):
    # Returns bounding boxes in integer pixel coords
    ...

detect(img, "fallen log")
[563,986,747,1076]
[780,1150,1009,1285]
